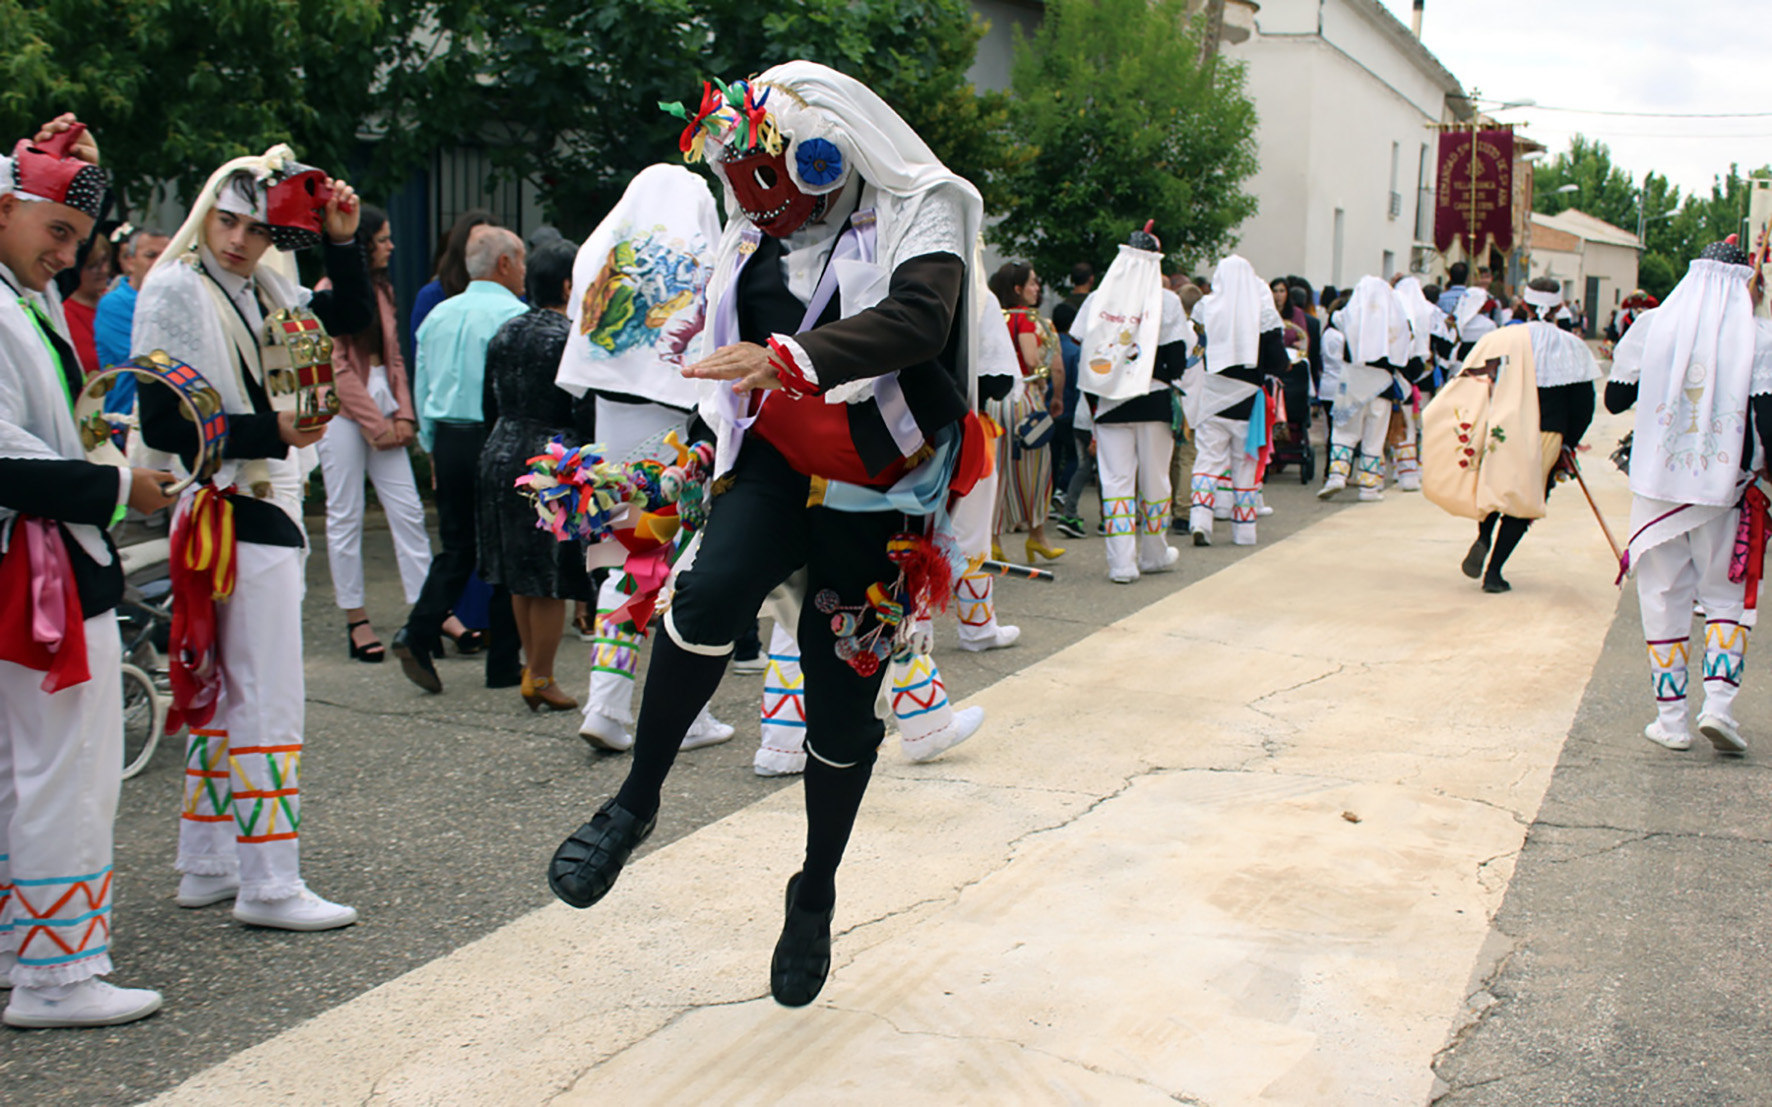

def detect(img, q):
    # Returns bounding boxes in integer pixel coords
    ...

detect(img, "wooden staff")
[977,559,1056,582]
[1563,446,1622,564]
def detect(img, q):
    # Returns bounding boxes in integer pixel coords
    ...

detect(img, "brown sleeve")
[790,253,964,391]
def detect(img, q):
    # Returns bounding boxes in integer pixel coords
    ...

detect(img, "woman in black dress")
[477,241,593,711]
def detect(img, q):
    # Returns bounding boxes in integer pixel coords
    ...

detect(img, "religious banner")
[1434,127,1515,256]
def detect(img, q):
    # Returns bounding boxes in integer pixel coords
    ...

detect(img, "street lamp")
[1555,184,1580,194]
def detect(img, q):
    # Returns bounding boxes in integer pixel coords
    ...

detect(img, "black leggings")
[614,437,903,912]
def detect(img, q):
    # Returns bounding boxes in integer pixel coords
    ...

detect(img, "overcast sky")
[1373,0,1771,200]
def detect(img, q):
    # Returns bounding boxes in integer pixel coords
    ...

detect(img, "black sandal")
[770,873,834,1007]
[442,623,486,655]
[347,620,386,663]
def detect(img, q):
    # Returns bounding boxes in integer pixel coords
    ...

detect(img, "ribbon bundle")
[516,432,717,633]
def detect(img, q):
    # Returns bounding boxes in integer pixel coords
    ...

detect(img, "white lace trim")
[1528,321,1601,387]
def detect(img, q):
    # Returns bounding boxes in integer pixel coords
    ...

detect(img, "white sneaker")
[1644,721,1693,751]
[1256,504,1275,517]
[731,654,768,674]
[904,705,985,763]
[1697,714,1747,754]
[1108,571,1138,584]
[1357,487,1384,503]
[753,751,807,777]
[1140,546,1181,574]
[1398,477,1421,492]
[233,887,358,931]
[681,708,735,751]
[4,977,162,1028]
[958,624,1021,652]
[578,710,634,752]
[1317,475,1346,500]
[176,872,240,908]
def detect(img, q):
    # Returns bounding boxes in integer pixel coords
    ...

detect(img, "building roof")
[1528,220,1581,253]
[1533,208,1642,250]
[1344,0,1472,118]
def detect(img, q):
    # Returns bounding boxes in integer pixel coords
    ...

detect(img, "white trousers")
[1329,396,1390,488]
[583,572,644,725]
[595,398,688,462]
[1189,417,1258,545]
[177,542,308,901]
[316,416,432,609]
[1096,421,1176,579]
[1635,504,1749,732]
[951,466,1009,646]
[0,612,122,987]
[754,623,968,774]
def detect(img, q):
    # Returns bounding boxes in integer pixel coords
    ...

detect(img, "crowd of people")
[3,61,1768,1029]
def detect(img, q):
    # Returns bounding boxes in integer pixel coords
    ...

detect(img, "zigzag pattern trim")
[10,867,112,968]
[1103,496,1137,537]
[1647,639,1691,702]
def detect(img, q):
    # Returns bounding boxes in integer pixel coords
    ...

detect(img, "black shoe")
[1170,519,1190,535]
[444,624,486,655]
[1054,514,1086,539]
[391,627,442,694]
[1192,529,1211,547]
[770,873,833,1008]
[1094,520,1107,536]
[1461,537,1491,580]
[1482,575,1511,593]
[548,799,656,909]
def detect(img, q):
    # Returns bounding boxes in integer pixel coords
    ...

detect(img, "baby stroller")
[1264,349,1317,484]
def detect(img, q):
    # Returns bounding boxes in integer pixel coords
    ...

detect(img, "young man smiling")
[0,114,178,1028]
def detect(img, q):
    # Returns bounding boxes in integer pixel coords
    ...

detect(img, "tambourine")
[76,351,229,494]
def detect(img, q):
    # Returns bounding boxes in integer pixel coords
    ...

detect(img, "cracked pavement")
[0,472,1336,1106]
[1431,578,1772,1107]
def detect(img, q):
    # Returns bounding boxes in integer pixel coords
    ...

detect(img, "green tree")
[2,0,1011,232]
[987,0,1258,283]
[1531,133,1640,230]
[367,0,1015,235]
[0,0,385,212]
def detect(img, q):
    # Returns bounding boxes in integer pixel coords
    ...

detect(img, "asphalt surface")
[1432,583,1772,1106]
[0,450,1340,1106]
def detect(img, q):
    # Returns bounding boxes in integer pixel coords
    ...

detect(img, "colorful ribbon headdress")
[659,78,782,163]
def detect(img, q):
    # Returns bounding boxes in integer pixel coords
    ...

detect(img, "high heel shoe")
[442,620,486,655]
[346,620,385,663]
[522,674,579,713]
[991,540,1004,562]
[1025,537,1066,563]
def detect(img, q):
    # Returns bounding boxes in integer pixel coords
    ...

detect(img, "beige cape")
[1422,325,1559,521]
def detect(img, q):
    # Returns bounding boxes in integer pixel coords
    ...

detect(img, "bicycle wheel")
[121,662,165,780]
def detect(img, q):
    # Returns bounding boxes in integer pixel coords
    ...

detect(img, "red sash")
[0,518,91,692]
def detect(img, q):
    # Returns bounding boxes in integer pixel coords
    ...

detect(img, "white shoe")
[1357,487,1384,503]
[1644,721,1693,751]
[176,872,240,908]
[731,654,768,674]
[1317,475,1346,500]
[1398,477,1421,492]
[1108,571,1138,584]
[4,977,162,1028]
[233,887,358,931]
[1139,546,1181,574]
[958,624,1021,652]
[1697,713,1747,754]
[1256,504,1275,517]
[680,708,735,751]
[578,710,634,752]
[753,752,807,777]
[904,705,985,763]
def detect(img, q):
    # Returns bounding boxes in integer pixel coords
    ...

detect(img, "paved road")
[1432,583,1772,1106]
[0,458,1336,1106]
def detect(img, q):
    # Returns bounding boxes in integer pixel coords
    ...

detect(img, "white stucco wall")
[969,0,1044,93]
[1222,0,1452,290]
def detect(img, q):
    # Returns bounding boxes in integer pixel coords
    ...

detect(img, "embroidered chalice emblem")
[1682,361,1708,435]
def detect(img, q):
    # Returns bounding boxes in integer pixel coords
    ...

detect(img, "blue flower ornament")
[794,137,845,189]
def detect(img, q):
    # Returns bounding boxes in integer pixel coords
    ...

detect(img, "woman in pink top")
[316,205,436,661]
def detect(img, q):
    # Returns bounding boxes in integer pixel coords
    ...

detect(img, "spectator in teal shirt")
[93,226,169,413]
[394,226,528,695]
